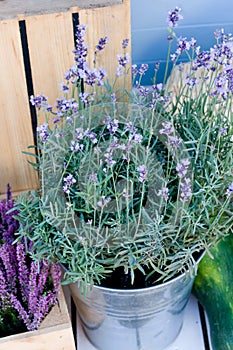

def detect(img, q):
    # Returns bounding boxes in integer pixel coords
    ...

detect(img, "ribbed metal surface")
[70,271,195,350]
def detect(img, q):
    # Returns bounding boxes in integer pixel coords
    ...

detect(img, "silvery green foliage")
[16,13,233,289]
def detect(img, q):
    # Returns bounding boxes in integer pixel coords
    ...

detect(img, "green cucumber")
[193,234,233,350]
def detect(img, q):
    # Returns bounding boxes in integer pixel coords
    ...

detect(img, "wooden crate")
[0,287,76,350]
[0,0,131,196]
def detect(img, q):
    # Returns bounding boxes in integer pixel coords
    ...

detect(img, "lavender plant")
[0,185,61,337]
[16,8,233,289]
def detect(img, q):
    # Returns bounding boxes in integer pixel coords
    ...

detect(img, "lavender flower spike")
[167,7,183,28]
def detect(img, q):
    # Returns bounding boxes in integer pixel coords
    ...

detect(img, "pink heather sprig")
[10,294,30,328]
[28,262,40,316]
[0,187,61,332]
[16,243,30,302]
[37,263,50,295]
[0,244,17,294]
[0,269,10,307]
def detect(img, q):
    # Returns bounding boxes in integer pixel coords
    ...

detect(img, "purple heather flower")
[159,121,174,135]
[137,164,147,183]
[226,182,233,196]
[30,94,48,109]
[37,123,50,142]
[16,243,29,302]
[167,7,183,28]
[176,159,190,178]
[180,178,192,202]
[158,187,169,201]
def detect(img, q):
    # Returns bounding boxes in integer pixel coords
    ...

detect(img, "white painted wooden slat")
[76,295,207,349]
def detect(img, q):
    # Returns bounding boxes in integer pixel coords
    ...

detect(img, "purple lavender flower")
[70,141,84,152]
[167,7,183,28]
[37,123,50,143]
[85,130,98,144]
[128,132,143,143]
[122,38,129,49]
[30,94,48,109]
[104,151,116,168]
[138,63,149,75]
[111,93,117,103]
[226,182,233,196]
[60,82,69,92]
[73,24,88,72]
[104,117,119,135]
[116,53,130,76]
[131,64,138,75]
[185,75,198,89]
[158,187,169,201]
[89,173,98,183]
[63,174,76,194]
[97,196,111,207]
[137,164,147,183]
[176,37,191,55]
[159,121,174,135]
[167,135,182,148]
[95,36,109,52]
[176,159,190,178]
[79,92,95,105]
[180,178,192,202]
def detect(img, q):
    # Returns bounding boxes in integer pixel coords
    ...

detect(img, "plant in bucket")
[15,7,233,350]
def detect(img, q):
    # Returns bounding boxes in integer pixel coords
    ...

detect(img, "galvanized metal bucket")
[70,269,196,350]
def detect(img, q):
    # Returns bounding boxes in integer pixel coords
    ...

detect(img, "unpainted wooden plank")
[0,19,38,195]
[0,0,122,20]
[25,12,75,124]
[79,0,132,93]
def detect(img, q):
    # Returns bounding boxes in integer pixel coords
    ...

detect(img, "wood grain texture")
[0,0,122,20]
[0,19,38,195]
[0,1,131,196]
[25,12,75,124]
[79,0,132,92]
